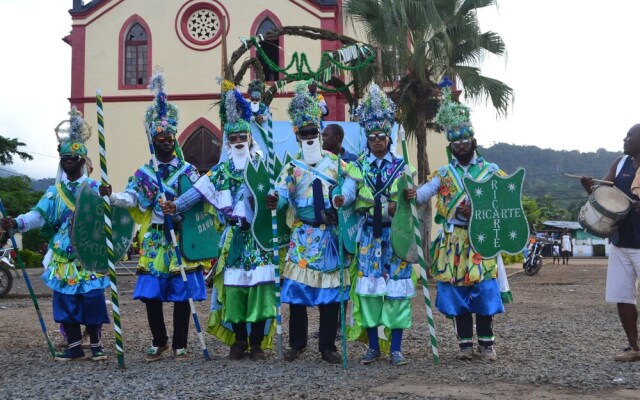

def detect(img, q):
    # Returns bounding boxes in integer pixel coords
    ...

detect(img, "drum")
[578,186,631,238]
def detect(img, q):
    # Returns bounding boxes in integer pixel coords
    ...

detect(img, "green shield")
[72,182,135,273]
[245,154,293,251]
[391,173,419,263]
[463,168,529,258]
[178,175,220,261]
[331,186,359,254]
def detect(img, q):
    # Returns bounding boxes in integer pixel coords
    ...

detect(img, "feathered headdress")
[219,80,252,136]
[355,84,396,134]
[434,77,474,142]
[145,72,179,137]
[55,107,91,157]
[248,79,264,100]
[288,81,322,132]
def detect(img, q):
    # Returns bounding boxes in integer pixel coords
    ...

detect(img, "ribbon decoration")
[399,125,440,365]
[97,89,125,368]
[0,199,56,358]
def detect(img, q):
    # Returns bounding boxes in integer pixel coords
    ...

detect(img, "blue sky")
[0,0,637,179]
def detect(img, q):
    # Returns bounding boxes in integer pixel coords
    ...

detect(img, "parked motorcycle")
[523,240,544,276]
[0,247,17,298]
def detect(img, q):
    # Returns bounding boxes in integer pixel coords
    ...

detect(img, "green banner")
[72,183,135,272]
[245,154,292,251]
[463,168,529,258]
[391,174,418,262]
[178,175,220,261]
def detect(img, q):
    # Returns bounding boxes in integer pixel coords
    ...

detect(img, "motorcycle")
[523,241,544,276]
[0,247,17,298]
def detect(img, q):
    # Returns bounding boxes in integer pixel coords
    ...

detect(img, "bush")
[22,229,48,254]
[502,253,524,265]
[17,249,44,268]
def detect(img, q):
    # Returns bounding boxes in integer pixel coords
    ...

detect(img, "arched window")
[181,126,221,173]
[124,23,148,86]
[256,18,280,81]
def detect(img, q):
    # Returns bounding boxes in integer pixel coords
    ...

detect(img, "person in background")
[308,81,329,119]
[561,228,572,265]
[552,241,561,265]
[322,124,358,162]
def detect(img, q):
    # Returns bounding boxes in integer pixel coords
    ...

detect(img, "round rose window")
[175,0,229,51]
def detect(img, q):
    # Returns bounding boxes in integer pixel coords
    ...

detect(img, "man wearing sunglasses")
[334,84,415,366]
[405,83,505,362]
[265,82,346,364]
[162,83,277,361]
[1,109,110,362]
[101,74,205,362]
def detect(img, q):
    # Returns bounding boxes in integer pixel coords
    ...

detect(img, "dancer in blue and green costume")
[163,81,276,361]
[104,73,205,361]
[265,81,347,365]
[336,84,416,366]
[406,78,510,362]
[1,108,110,361]
[248,79,269,126]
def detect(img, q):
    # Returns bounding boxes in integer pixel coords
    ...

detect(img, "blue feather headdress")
[355,84,396,134]
[287,81,322,132]
[145,72,179,137]
[220,80,252,136]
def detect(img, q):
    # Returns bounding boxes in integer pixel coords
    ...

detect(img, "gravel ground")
[1,259,640,399]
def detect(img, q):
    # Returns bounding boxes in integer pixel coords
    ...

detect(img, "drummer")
[581,124,640,362]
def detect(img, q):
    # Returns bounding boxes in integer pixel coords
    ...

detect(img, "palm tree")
[345,0,513,181]
[345,0,513,258]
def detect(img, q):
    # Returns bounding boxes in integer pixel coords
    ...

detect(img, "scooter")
[0,247,17,298]
[523,241,544,276]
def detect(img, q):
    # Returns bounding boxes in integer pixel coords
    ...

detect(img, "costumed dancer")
[162,81,276,361]
[102,73,205,362]
[405,81,506,361]
[265,81,347,364]
[1,108,110,361]
[248,79,270,126]
[336,84,416,366]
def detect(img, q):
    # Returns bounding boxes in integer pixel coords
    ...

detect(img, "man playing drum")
[581,124,640,362]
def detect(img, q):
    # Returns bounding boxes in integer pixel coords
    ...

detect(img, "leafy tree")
[0,176,43,216]
[0,136,32,165]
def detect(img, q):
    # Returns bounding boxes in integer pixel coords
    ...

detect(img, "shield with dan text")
[463,168,529,258]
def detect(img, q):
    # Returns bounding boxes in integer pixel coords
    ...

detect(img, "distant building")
[542,220,610,257]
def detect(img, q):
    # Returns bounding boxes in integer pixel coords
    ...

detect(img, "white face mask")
[230,143,250,170]
[250,102,260,113]
[301,138,323,165]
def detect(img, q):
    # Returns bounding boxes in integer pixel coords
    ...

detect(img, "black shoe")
[284,347,306,362]
[228,341,248,360]
[321,350,341,364]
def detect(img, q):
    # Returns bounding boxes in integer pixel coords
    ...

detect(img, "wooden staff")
[563,173,613,185]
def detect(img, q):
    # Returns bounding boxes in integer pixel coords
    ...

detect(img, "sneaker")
[477,345,497,361]
[321,350,341,364]
[54,347,85,362]
[284,347,307,362]
[145,344,169,362]
[174,348,189,361]
[228,341,248,360]
[390,351,409,366]
[360,348,382,364]
[614,347,640,362]
[456,346,474,361]
[90,345,108,361]
[250,346,268,361]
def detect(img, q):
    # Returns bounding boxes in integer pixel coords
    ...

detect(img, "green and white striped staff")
[336,158,348,369]
[398,125,439,365]
[96,90,125,368]
[264,114,283,360]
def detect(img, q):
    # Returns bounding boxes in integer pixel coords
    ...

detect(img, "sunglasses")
[367,133,388,141]
[450,139,472,148]
[154,137,175,144]
[228,133,249,143]
[60,155,82,162]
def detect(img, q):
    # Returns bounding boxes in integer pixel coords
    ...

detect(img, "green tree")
[0,176,43,216]
[0,136,32,165]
